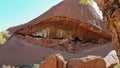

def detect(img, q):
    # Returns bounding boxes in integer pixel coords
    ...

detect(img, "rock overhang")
[15,16,111,41]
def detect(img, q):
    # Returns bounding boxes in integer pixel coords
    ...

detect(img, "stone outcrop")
[94,0,120,60]
[39,54,106,68]
[8,0,111,43]
[66,56,106,68]
[16,16,111,42]
[8,0,110,35]
[39,54,66,68]
[5,0,112,64]
[1,0,117,67]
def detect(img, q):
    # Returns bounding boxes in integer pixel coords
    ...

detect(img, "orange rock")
[39,55,57,68]
[59,39,70,46]
[66,56,106,68]
[39,54,66,68]
[55,54,66,68]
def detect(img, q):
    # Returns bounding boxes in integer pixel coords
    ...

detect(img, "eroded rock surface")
[16,16,111,42]
[39,54,66,68]
[66,56,106,68]
[39,54,106,68]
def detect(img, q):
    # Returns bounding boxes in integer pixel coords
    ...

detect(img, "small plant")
[0,63,40,68]
[0,30,10,44]
[79,0,92,6]
[114,63,120,68]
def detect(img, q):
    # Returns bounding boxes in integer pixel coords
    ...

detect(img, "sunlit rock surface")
[0,0,117,67]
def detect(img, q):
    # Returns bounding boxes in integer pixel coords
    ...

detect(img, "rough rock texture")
[40,55,57,68]
[0,36,118,67]
[39,54,107,68]
[8,0,110,37]
[39,54,66,68]
[15,34,109,53]
[0,0,117,67]
[94,0,120,60]
[66,56,106,68]
[6,0,111,56]
[16,16,111,41]
[8,0,111,54]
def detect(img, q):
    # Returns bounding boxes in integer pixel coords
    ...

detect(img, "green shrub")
[0,63,40,68]
[79,0,92,6]
[114,63,120,68]
[0,30,10,44]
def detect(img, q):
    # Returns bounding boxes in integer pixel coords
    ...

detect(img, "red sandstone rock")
[58,39,70,46]
[8,0,111,42]
[39,54,66,68]
[98,38,108,44]
[66,56,106,68]
[1,0,115,66]
[39,55,57,68]
[66,45,74,53]
[55,54,66,68]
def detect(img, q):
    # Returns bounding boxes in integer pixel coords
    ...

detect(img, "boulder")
[39,54,66,68]
[56,54,66,68]
[66,55,106,68]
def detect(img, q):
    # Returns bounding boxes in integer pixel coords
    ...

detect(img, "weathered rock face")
[40,55,57,68]
[2,0,117,66]
[16,16,111,42]
[39,54,66,68]
[16,34,109,53]
[11,0,112,54]
[8,0,110,34]
[39,54,106,68]
[14,16,111,53]
[8,0,111,43]
[66,56,106,68]
[94,0,120,60]
[6,0,111,55]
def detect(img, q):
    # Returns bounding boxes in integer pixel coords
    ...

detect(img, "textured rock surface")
[0,0,117,67]
[66,56,106,68]
[6,0,112,53]
[16,16,111,42]
[40,55,57,68]
[11,0,111,49]
[39,54,66,68]
[0,36,118,66]
[8,0,110,34]
[39,55,107,68]
[94,0,120,60]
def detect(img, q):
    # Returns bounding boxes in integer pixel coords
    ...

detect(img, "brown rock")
[59,39,70,46]
[11,0,111,42]
[98,38,108,44]
[39,55,57,68]
[66,45,74,53]
[66,55,106,68]
[55,54,66,68]
[39,54,66,68]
